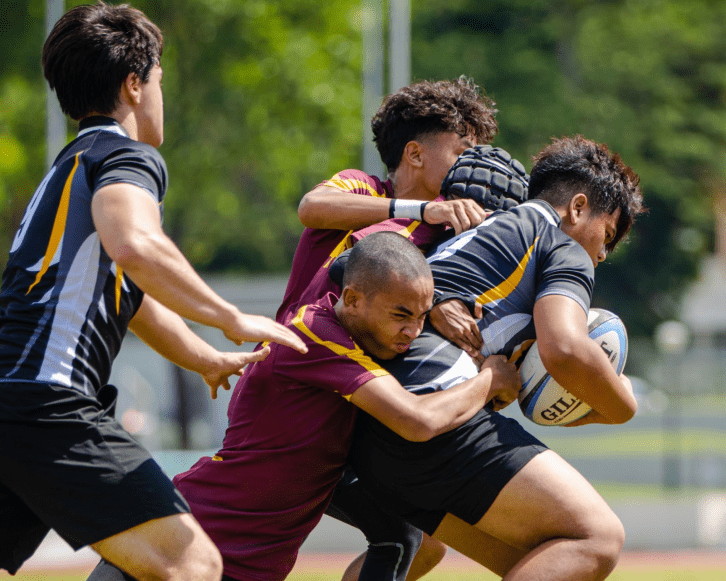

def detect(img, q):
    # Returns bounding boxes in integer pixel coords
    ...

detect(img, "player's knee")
[153,534,222,581]
[417,535,447,570]
[179,536,223,581]
[586,510,625,575]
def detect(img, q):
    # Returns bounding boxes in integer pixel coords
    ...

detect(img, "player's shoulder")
[90,132,166,170]
[78,131,168,199]
[288,293,352,345]
[509,199,561,229]
[320,169,390,198]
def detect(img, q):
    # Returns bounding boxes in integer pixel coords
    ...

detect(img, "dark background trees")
[2,0,725,337]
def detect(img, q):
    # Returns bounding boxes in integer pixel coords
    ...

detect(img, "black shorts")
[325,466,423,547]
[0,381,189,575]
[350,408,548,535]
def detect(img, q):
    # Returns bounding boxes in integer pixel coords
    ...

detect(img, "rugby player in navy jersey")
[349,136,645,581]
[0,3,305,580]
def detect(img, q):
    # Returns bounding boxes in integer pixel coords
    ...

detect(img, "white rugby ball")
[518,308,628,426]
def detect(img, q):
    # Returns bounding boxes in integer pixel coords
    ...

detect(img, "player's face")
[137,65,164,147]
[418,132,477,200]
[352,275,434,360]
[567,206,620,268]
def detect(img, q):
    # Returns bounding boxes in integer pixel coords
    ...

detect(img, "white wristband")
[389,199,428,222]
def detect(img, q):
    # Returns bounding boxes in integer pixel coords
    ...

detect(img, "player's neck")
[390,172,428,201]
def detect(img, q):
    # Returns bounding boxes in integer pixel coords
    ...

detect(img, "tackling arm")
[533,294,637,424]
[92,183,307,353]
[129,294,270,399]
[298,185,488,234]
[349,355,520,442]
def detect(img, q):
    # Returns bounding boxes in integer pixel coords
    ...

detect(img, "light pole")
[45,0,66,172]
[361,0,411,177]
[654,320,690,490]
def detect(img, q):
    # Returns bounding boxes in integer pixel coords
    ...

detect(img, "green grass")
[287,567,726,581]
[539,429,726,457]
[5,566,725,581]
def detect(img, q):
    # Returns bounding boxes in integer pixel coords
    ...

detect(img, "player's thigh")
[432,513,524,577]
[92,513,221,581]
[475,450,624,551]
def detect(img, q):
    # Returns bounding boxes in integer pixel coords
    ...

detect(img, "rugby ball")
[518,309,628,426]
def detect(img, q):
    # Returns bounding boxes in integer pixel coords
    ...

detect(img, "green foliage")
[2,0,726,336]
[412,0,726,335]
[145,0,363,271]
[0,0,362,274]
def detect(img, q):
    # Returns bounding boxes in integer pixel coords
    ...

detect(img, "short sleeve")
[535,235,594,314]
[275,303,389,399]
[93,142,168,205]
[319,169,391,199]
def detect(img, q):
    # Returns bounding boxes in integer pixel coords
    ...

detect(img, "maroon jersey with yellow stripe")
[173,293,388,581]
[276,169,444,323]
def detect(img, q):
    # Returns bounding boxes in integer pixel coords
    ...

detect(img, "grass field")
[4,552,726,581]
[3,569,726,581]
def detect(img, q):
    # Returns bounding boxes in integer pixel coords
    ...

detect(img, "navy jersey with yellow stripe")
[384,199,594,394]
[0,117,166,395]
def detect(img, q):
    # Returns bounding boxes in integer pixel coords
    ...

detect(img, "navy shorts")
[0,381,189,575]
[350,407,548,535]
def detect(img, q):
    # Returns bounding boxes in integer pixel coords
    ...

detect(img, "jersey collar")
[77,116,129,139]
[520,199,562,228]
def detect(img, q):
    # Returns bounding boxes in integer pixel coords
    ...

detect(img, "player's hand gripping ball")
[518,309,628,426]
[441,145,529,211]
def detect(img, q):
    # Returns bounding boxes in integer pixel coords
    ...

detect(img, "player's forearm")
[545,342,637,424]
[298,187,391,230]
[115,231,239,332]
[405,368,493,441]
[129,295,222,376]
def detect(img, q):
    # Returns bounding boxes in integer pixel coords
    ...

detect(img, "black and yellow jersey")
[0,117,167,395]
[385,199,595,393]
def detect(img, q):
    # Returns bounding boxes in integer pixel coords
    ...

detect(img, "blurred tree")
[2,0,726,337]
[0,0,48,262]
[412,0,725,335]
[146,0,363,272]
[0,0,362,274]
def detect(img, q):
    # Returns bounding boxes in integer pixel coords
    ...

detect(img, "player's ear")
[341,286,362,309]
[120,72,142,106]
[567,193,589,224]
[402,141,424,168]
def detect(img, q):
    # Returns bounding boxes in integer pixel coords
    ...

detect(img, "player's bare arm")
[349,354,519,442]
[299,185,487,234]
[533,294,638,424]
[92,182,307,353]
[129,294,271,399]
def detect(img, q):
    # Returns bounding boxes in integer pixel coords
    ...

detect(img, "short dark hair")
[343,232,431,298]
[42,1,163,120]
[529,135,644,251]
[372,76,498,173]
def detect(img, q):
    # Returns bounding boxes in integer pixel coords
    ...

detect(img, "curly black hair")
[372,76,498,173]
[530,135,645,251]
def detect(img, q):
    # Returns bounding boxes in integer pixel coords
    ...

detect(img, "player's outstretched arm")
[92,183,307,354]
[299,185,393,230]
[349,355,519,442]
[299,185,487,234]
[129,294,271,399]
[533,294,638,424]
